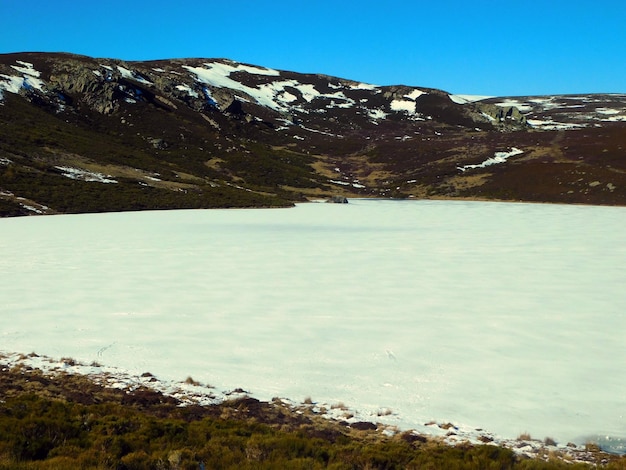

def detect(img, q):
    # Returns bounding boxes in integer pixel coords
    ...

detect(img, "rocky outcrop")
[326,195,348,203]
[48,61,123,114]
[472,102,527,127]
[147,137,168,150]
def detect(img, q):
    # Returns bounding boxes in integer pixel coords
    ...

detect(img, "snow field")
[1,200,625,452]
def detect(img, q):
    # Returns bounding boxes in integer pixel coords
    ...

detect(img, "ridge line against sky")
[1,0,625,97]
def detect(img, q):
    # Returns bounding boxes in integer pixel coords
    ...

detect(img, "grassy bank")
[1,361,625,469]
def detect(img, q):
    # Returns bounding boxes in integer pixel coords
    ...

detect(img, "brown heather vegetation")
[1,363,625,469]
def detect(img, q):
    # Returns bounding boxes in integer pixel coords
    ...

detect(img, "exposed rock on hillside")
[472,102,527,126]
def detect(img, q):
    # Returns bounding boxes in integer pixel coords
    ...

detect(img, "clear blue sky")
[2,0,625,96]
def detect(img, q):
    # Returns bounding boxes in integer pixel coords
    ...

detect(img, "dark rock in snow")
[350,421,377,431]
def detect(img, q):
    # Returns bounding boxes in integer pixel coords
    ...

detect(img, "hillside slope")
[1,52,625,216]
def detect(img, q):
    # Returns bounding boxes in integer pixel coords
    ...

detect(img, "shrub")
[544,437,557,446]
[184,376,200,386]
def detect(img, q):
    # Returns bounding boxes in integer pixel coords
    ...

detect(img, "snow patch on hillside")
[183,62,358,113]
[276,90,298,103]
[389,89,427,116]
[220,61,281,77]
[175,84,199,98]
[368,108,388,120]
[391,99,416,113]
[526,97,562,111]
[0,61,45,100]
[184,63,282,110]
[404,89,426,100]
[526,119,586,130]
[11,60,41,77]
[350,82,379,91]
[494,99,534,113]
[280,82,318,103]
[602,114,626,122]
[0,75,23,94]
[55,166,118,183]
[449,94,493,104]
[458,148,524,172]
[596,107,621,115]
[117,65,153,85]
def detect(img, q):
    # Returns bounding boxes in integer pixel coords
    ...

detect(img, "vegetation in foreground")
[1,362,625,469]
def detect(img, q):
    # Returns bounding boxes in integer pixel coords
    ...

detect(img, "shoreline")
[2,350,624,464]
[304,194,626,209]
[2,194,626,219]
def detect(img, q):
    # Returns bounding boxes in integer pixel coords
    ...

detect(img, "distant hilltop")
[1,51,626,216]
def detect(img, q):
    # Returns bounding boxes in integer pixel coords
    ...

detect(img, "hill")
[1,52,625,216]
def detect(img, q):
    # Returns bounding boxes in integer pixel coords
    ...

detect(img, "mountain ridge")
[1,52,625,216]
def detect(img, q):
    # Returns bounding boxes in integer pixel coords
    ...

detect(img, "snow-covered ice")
[1,200,625,450]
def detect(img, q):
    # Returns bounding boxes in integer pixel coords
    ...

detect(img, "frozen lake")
[1,199,625,447]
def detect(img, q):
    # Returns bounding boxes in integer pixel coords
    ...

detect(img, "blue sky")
[2,0,625,96]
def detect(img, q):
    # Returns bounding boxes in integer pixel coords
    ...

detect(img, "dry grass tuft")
[544,436,557,446]
[184,376,201,386]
